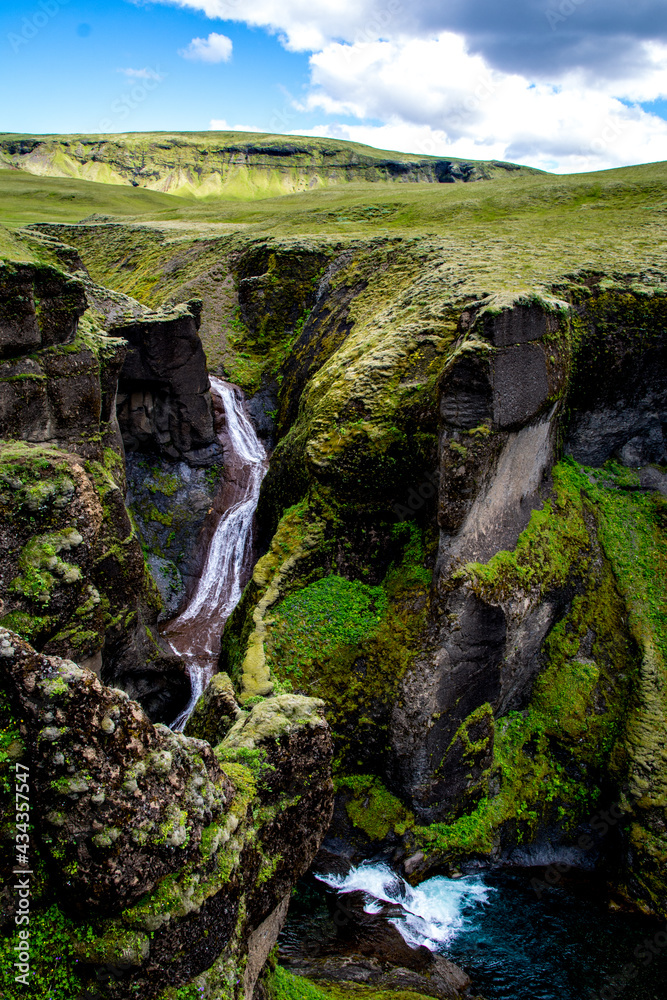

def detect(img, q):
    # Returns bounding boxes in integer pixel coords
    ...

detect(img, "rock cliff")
[0,132,537,199]
[2,155,667,996]
[0,240,221,722]
[25,215,665,923]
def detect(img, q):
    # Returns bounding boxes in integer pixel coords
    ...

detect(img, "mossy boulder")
[0,631,334,999]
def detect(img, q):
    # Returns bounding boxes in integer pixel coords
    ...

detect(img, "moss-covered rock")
[0,630,334,999]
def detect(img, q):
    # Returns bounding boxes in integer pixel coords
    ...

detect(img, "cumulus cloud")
[144,0,667,170]
[210,118,264,131]
[179,32,233,62]
[299,34,667,172]
[148,0,667,76]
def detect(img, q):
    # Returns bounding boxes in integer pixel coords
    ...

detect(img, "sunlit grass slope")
[0,130,539,199]
[0,169,188,228]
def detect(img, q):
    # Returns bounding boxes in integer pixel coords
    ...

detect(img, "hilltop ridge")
[0,130,539,199]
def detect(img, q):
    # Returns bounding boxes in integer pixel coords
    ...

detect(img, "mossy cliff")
[0,629,333,999]
[0,132,536,200]
[30,208,667,918]
[0,239,211,721]
[212,255,667,919]
[4,161,667,932]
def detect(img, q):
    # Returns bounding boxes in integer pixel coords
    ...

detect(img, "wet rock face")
[0,631,334,998]
[124,452,223,608]
[115,302,221,465]
[0,261,189,724]
[0,442,189,723]
[280,884,471,1000]
[0,263,125,457]
[184,671,241,745]
[565,292,667,467]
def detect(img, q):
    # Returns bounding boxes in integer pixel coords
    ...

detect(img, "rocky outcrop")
[0,261,86,358]
[218,267,667,920]
[184,671,242,744]
[0,630,334,998]
[0,258,189,722]
[115,300,221,466]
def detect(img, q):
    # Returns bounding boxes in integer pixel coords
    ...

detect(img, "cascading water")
[299,862,667,1000]
[164,376,268,730]
[317,862,491,950]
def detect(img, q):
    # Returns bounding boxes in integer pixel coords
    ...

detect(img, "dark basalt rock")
[280,886,473,1000]
[0,261,191,723]
[0,261,86,360]
[115,302,220,465]
[184,671,242,745]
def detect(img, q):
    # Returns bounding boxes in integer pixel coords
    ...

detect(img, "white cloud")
[210,119,264,131]
[149,0,370,52]
[179,32,233,63]
[118,67,164,81]
[296,34,667,172]
[147,0,667,171]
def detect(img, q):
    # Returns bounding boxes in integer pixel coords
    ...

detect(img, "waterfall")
[164,376,268,730]
[317,862,491,950]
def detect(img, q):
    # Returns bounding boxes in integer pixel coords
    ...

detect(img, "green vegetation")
[460,460,591,601]
[268,575,388,678]
[269,965,440,1000]
[412,458,663,861]
[10,527,83,604]
[0,167,186,227]
[0,905,85,1000]
[0,131,536,211]
[258,518,433,769]
[337,774,414,841]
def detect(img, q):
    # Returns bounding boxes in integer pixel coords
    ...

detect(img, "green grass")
[0,168,189,227]
[2,158,667,320]
[269,966,440,1000]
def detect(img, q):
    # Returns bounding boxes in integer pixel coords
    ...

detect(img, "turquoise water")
[310,863,667,1000]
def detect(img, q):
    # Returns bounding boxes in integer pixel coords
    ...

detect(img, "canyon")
[0,137,665,999]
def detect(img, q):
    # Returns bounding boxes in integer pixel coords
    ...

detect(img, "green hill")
[0,130,539,199]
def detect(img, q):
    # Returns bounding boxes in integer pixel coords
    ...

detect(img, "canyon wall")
[0,230,335,999]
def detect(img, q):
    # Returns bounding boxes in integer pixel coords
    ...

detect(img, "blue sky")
[1,1,319,134]
[2,0,667,172]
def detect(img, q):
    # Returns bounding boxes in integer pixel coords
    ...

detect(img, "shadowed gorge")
[0,135,666,999]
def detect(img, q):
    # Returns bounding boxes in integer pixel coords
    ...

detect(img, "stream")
[164,376,268,730]
[281,861,667,1000]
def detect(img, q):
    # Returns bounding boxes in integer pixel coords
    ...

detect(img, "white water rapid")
[165,376,268,731]
[317,862,491,950]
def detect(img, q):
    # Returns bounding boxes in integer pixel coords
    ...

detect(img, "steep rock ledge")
[219,268,667,919]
